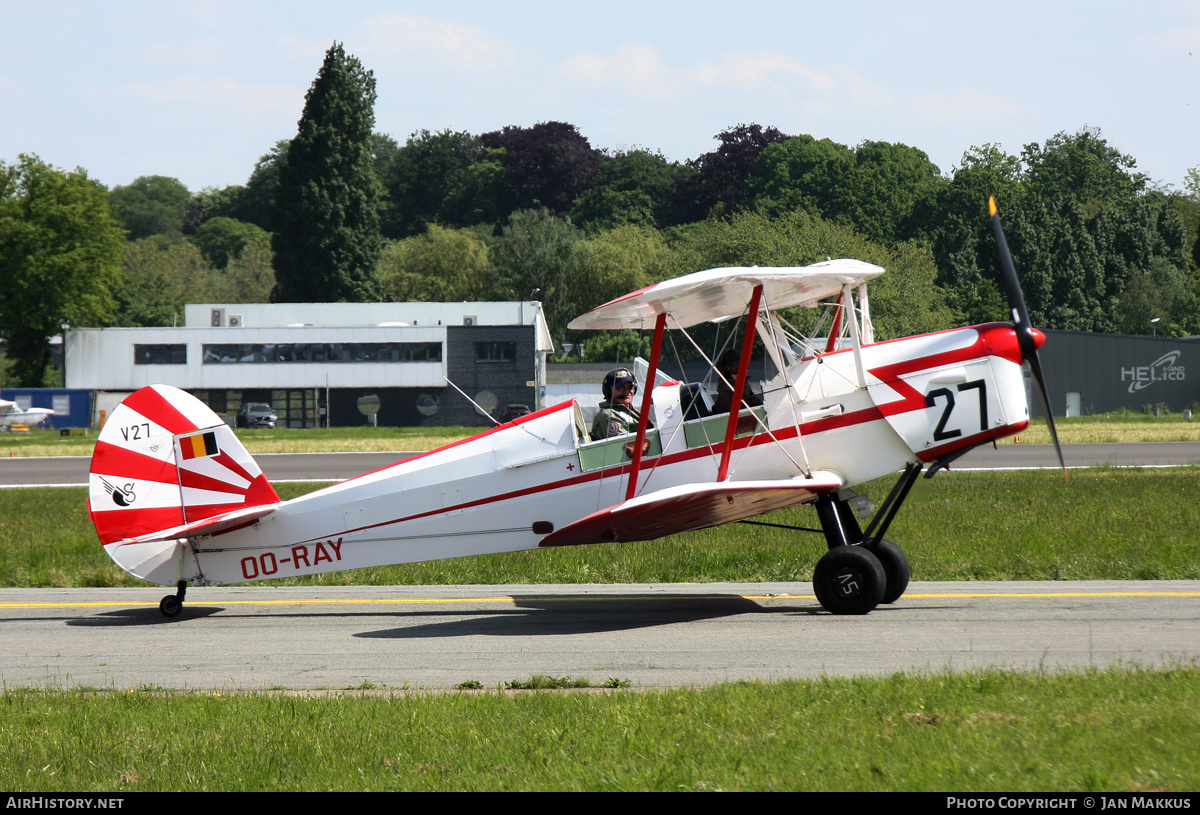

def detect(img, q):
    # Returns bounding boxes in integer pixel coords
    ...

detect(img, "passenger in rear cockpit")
[712,349,763,414]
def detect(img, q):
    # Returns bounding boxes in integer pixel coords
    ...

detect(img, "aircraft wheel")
[813,545,886,615]
[872,538,911,604]
[159,595,182,618]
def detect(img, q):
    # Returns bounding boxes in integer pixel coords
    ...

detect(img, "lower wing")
[539,472,843,547]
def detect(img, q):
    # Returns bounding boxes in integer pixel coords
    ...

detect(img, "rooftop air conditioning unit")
[210,308,225,327]
[463,315,476,326]
[228,314,243,327]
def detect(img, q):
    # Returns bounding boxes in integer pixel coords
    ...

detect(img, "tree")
[381,129,494,238]
[108,175,191,240]
[271,43,383,302]
[0,155,125,384]
[748,135,858,222]
[236,140,290,232]
[676,123,791,222]
[1022,127,1146,215]
[749,136,944,245]
[114,239,212,327]
[481,121,606,217]
[560,225,669,331]
[217,238,276,304]
[486,208,580,337]
[571,150,694,231]
[917,144,1025,324]
[1115,256,1197,336]
[377,224,493,302]
[190,216,268,269]
[850,140,944,244]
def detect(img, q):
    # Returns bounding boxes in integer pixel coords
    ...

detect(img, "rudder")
[88,385,280,583]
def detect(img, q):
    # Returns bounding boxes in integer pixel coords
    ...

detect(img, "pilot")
[590,367,650,444]
[712,349,763,414]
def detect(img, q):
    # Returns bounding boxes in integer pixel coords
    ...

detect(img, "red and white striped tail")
[88,386,280,557]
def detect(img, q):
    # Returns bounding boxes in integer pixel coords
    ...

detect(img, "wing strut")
[626,312,667,501]
[717,284,764,482]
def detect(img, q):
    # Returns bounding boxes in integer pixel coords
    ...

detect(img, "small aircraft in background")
[88,199,1063,618]
[0,399,54,430]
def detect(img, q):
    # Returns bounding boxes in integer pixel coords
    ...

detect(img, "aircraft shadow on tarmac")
[354,594,825,639]
[59,592,906,634]
[66,606,225,626]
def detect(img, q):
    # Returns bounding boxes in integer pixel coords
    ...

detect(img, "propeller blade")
[988,197,1067,477]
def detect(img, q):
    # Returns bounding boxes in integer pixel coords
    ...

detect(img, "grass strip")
[2,667,1195,791]
[3,468,1197,588]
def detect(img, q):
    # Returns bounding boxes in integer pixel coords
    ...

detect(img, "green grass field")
[4,468,1197,588]
[3,668,1196,791]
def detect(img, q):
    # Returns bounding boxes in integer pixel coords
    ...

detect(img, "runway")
[1,582,1197,690]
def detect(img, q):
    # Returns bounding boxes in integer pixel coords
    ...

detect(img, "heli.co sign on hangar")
[1122,350,1185,394]
[1037,330,1197,416]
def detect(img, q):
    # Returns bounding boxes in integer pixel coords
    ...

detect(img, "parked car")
[498,404,531,423]
[236,402,278,429]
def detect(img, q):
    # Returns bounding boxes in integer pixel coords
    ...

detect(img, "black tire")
[872,538,911,604]
[812,545,886,615]
[159,595,182,618]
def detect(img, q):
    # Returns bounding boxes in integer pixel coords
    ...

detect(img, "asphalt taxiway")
[1,581,1196,690]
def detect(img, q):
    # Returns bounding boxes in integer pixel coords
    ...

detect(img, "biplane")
[87,200,1062,617]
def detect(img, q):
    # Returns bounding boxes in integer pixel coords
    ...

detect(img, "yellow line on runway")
[0,596,522,609]
[896,591,1200,599]
[2,589,1198,610]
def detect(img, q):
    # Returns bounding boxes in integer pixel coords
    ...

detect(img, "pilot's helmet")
[602,368,637,400]
[718,349,741,374]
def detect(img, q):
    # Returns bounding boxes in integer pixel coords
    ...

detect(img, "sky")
[2,1,1198,194]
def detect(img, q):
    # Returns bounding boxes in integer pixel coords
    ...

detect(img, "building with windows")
[66,302,553,428]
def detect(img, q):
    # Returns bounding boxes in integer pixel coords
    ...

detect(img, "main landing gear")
[811,463,921,615]
[159,580,187,618]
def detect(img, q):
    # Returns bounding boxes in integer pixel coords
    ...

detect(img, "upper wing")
[568,261,884,331]
[538,472,844,548]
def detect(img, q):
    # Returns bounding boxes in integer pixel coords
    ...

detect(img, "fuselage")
[103,321,1032,587]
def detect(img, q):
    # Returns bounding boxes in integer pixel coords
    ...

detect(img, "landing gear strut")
[159,580,187,618]
[811,463,921,614]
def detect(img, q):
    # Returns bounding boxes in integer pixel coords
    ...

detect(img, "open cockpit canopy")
[568,260,885,331]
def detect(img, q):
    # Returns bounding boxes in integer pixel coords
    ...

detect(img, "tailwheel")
[871,538,910,604]
[812,545,886,615]
[159,580,187,618]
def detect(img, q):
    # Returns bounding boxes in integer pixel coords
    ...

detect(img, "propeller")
[989,196,1067,477]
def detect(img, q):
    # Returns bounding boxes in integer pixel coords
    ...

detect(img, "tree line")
[2,43,1197,386]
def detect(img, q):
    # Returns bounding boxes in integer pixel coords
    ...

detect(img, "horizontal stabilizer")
[538,472,843,547]
[114,502,280,547]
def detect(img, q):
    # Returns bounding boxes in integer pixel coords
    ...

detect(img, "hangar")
[65,301,553,428]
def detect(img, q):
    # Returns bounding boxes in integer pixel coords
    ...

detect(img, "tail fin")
[88,385,280,581]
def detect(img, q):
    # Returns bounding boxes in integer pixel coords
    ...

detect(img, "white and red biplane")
[88,201,1062,617]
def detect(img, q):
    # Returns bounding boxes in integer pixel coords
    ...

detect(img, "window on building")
[200,342,442,364]
[475,341,516,362]
[135,344,187,365]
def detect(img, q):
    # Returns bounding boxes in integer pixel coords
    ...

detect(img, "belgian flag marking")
[180,431,219,461]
